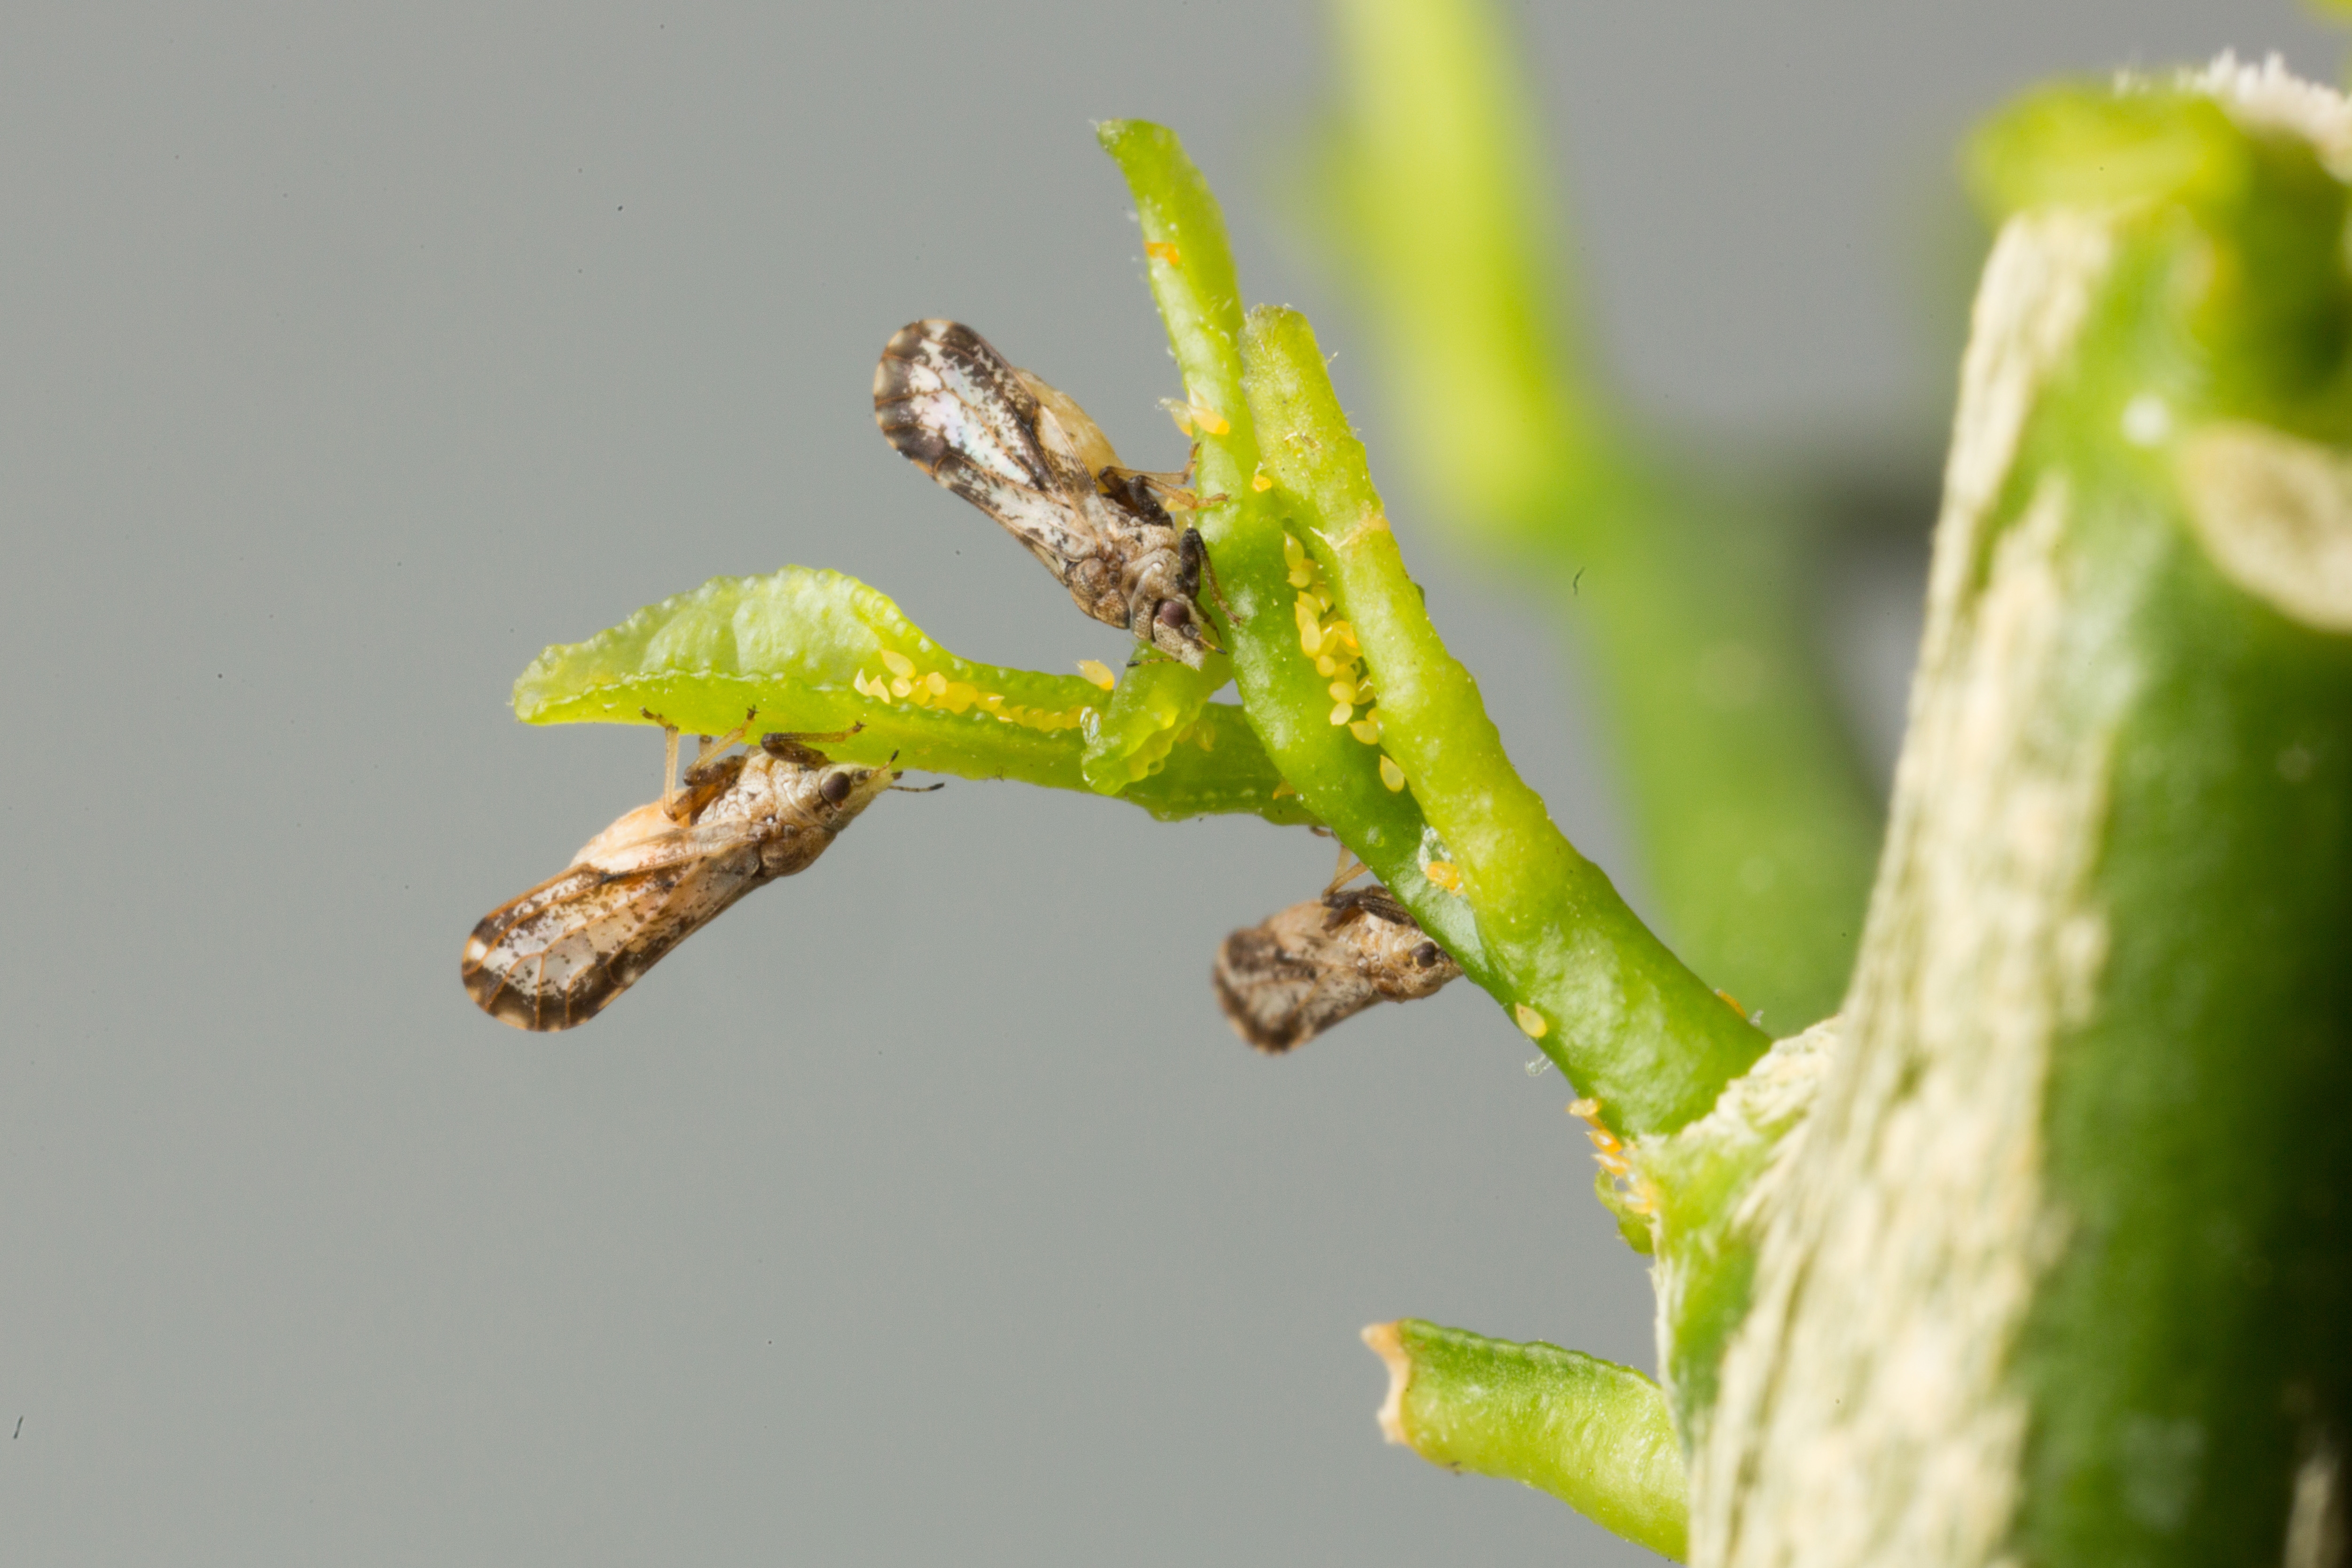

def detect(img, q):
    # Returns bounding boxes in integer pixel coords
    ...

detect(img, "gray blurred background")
[1,4,2336,1562]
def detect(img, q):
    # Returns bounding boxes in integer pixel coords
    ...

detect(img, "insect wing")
[873,320,1103,581]
[462,824,764,1032]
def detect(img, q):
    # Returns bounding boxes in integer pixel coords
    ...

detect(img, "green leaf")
[512,564,1311,824]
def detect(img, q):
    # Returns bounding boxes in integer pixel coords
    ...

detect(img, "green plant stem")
[1098,119,1490,972]
[1693,77,2352,1567]
[1247,306,1766,1135]
[1368,1318,1689,1560]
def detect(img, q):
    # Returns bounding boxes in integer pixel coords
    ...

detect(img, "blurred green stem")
[1309,0,1882,1029]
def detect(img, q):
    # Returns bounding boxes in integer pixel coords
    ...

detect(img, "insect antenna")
[875,749,941,792]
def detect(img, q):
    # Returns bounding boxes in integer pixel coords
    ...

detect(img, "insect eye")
[1156,601,1191,629]
[1412,942,1441,967]
[820,771,853,804]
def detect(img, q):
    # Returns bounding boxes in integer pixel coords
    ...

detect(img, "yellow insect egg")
[1424,860,1462,893]
[1350,715,1381,745]
[941,682,980,713]
[1379,755,1407,792]
[1145,239,1182,266]
[891,676,914,698]
[1188,400,1231,437]
[1329,700,1355,726]
[1077,659,1117,691]
[924,672,948,696]
[879,650,916,679]
[1513,1004,1549,1039]
[1160,399,1197,438]
[1328,679,1357,704]
[1295,596,1325,654]
[1252,469,1274,493]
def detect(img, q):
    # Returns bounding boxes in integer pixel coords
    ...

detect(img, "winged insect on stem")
[461,729,912,1032]
[873,319,1219,668]
[1213,874,1462,1053]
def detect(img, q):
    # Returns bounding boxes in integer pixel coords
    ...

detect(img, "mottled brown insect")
[461,729,902,1032]
[873,319,1216,668]
[1212,879,1462,1053]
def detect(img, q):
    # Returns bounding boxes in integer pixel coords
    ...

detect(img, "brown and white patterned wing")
[873,320,1101,581]
[461,836,766,1032]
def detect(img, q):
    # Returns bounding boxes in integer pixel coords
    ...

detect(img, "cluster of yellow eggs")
[850,648,1092,732]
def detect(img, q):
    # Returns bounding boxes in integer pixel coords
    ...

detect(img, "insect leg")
[759,723,866,769]
[1325,847,1371,894]
[686,709,760,784]
[1180,527,1239,629]
[643,708,682,819]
